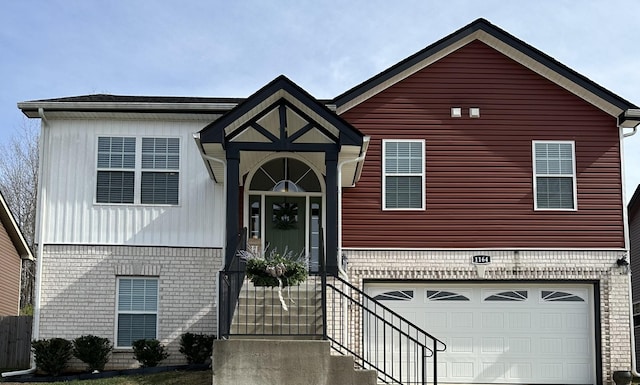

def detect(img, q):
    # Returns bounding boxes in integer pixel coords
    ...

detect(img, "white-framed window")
[96,137,136,204]
[141,138,180,205]
[382,139,425,210]
[96,136,180,205]
[532,141,576,210]
[116,277,158,348]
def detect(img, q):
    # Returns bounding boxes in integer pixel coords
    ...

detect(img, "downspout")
[622,109,640,138]
[337,137,370,281]
[614,116,640,385]
[192,133,227,340]
[334,144,366,348]
[2,108,48,378]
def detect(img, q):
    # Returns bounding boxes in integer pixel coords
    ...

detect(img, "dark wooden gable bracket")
[224,99,340,153]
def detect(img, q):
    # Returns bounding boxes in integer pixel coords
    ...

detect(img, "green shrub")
[20,304,33,316]
[179,333,216,364]
[132,339,169,368]
[72,335,112,371]
[31,338,73,376]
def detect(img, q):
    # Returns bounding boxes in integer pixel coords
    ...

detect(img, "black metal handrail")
[218,227,247,338]
[219,226,324,339]
[324,275,446,385]
[226,275,324,337]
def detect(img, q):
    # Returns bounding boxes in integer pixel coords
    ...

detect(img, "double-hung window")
[141,138,180,205]
[116,277,158,348]
[96,136,180,205]
[533,141,576,210]
[96,137,136,204]
[382,139,425,210]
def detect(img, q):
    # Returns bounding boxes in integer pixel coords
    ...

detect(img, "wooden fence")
[0,316,32,369]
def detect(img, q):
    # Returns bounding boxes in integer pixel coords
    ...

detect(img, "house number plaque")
[472,255,491,264]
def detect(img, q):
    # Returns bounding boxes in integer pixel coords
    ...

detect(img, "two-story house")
[0,190,33,316]
[18,19,640,384]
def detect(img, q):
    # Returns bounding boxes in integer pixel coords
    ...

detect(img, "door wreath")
[272,202,298,230]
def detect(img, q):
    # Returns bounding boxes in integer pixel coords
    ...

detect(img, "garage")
[365,282,597,384]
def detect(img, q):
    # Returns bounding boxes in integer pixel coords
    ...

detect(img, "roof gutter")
[17,101,238,118]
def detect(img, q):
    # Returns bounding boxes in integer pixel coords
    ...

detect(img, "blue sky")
[2,0,639,201]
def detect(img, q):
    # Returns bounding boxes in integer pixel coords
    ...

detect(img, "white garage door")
[365,283,596,384]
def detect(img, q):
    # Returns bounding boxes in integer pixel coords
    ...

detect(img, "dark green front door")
[265,196,306,258]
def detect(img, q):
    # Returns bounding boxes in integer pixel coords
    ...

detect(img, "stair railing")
[218,227,247,339]
[324,275,446,385]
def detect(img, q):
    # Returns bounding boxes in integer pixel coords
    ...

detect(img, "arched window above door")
[249,157,321,192]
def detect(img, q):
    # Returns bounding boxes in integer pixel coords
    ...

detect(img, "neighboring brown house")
[0,190,33,315]
[630,185,640,367]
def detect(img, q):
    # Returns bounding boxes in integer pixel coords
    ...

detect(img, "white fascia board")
[18,101,238,117]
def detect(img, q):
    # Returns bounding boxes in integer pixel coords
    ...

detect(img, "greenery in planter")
[72,335,113,371]
[241,247,308,287]
[132,339,169,368]
[179,332,216,364]
[32,337,73,376]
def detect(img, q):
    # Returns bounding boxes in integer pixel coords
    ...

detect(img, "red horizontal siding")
[341,40,624,249]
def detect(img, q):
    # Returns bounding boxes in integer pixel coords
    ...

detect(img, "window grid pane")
[385,176,423,208]
[118,278,158,312]
[385,141,422,174]
[117,314,157,347]
[97,137,135,169]
[142,138,179,170]
[96,171,134,204]
[536,177,574,209]
[141,172,179,205]
[535,143,573,176]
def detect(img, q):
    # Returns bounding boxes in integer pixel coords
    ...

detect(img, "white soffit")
[23,110,223,122]
[200,142,226,182]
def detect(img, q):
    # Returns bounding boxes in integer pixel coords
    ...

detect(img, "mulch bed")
[2,363,210,383]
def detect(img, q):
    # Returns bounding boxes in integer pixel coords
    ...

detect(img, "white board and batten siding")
[365,282,596,385]
[40,118,224,248]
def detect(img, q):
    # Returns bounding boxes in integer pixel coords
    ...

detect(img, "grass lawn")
[1,369,211,385]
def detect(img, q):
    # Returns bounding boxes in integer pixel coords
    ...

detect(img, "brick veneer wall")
[37,244,222,369]
[345,248,631,385]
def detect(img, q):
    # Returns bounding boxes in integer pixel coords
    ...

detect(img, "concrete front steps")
[213,339,377,385]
